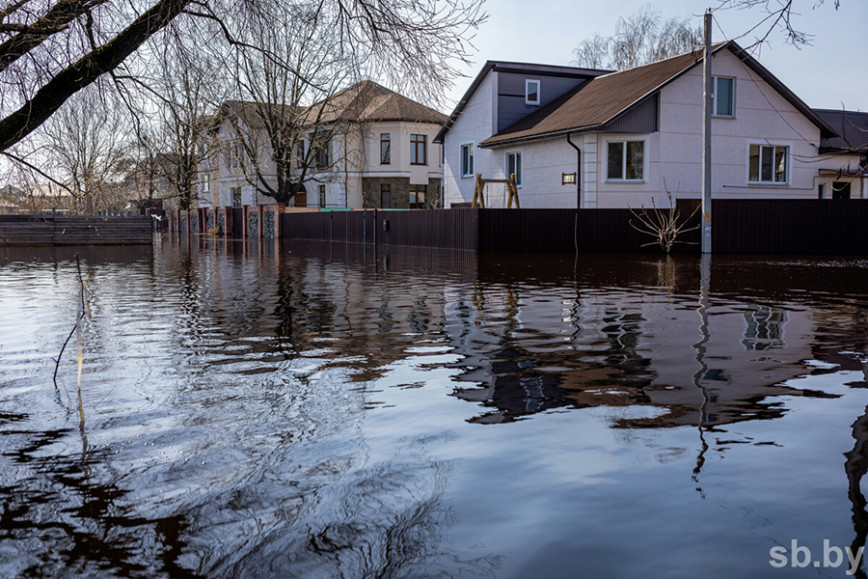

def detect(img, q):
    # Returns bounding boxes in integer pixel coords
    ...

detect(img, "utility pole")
[701,9,713,254]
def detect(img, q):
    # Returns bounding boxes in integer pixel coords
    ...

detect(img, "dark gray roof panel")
[814,109,868,152]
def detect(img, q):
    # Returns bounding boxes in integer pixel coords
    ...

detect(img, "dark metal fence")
[0,215,153,246]
[272,200,868,255]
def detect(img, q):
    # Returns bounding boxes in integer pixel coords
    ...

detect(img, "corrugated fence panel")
[276,201,868,255]
[0,216,153,246]
[282,210,480,251]
[713,199,868,255]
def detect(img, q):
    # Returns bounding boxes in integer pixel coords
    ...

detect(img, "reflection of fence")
[0,215,153,246]
[169,199,868,255]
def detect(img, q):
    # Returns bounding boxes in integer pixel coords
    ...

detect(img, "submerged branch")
[52,254,88,389]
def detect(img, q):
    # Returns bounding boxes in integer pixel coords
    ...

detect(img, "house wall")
[496,72,588,132]
[444,72,499,207]
[643,48,822,207]
[814,152,866,199]
[208,116,444,209]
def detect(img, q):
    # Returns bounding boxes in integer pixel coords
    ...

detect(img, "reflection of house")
[436,41,865,208]
[442,255,852,428]
[201,81,447,209]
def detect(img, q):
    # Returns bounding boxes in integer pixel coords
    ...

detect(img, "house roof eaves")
[479,124,603,148]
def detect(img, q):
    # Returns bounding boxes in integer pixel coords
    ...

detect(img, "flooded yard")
[1,238,868,578]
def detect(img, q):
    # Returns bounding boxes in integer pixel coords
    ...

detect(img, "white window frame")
[604,137,647,183]
[712,76,736,118]
[506,151,522,187]
[525,79,541,106]
[747,142,791,186]
[460,142,475,178]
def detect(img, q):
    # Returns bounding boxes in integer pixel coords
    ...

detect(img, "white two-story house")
[436,42,866,209]
[200,81,447,210]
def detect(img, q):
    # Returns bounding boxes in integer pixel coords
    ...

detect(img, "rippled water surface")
[2,238,868,578]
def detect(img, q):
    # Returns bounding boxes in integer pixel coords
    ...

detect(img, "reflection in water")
[1,239,867,577]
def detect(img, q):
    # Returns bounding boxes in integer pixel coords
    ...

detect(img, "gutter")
[566,133,582,209]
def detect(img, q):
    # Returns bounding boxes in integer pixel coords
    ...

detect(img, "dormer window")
[525,79,540,106]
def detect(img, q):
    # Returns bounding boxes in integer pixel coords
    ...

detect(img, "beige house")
[200,81,447,210]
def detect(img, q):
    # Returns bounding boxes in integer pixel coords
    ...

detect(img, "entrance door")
[296,192,307,207]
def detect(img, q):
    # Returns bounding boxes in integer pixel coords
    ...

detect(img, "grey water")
[1,238,868,578]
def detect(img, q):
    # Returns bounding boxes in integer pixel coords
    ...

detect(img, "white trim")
[712,76,736,119]
[505,150,522,187]
[603,136,648,183]
[746,141,792,186]
[460,142,475,178]
[525,79,541,106]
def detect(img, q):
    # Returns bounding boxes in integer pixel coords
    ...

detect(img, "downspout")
[566,133,582,208]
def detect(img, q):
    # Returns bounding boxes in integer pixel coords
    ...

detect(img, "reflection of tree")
[845,405,868,579]
[0,428,200,577]
[300,461,499,578]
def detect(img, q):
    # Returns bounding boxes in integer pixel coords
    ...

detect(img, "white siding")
[443,72,499,206]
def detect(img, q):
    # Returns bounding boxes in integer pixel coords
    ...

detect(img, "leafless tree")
[572,33,610,71]
[39,84,131,213]
[215,4,356,206]
[0,0,485,158]
[573,6,702,71]
[629,190,701,254]
[716,0,841,48]
[139,32,227,210]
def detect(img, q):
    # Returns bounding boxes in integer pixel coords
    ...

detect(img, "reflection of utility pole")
[692,254,712,493]
[701,9,713,254]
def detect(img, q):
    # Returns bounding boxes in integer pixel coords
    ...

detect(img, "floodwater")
[1,238,868,578]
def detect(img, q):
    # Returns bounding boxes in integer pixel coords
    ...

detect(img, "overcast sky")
[443,0,867,112]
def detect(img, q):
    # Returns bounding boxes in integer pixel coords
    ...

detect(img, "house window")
[296,140,305,168]
[460,143,474,177]
[409,185,427,209]
[607,140,645,181]
[506,152,522,186]
[411,134,427,165]
[380,133,391,164]
[562,173,577,185]
[712,76,735,117]
[749,144,788,184]
[231,187,242,208]
[525,79,540,105]
[314,141,330,169]
[318,184,326,208]
[380,183,392,208]
[818,183,826,199]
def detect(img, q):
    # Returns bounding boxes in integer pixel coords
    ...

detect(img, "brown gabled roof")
[480,41,836,147]
[216,81,446,132]
[306,80,447,125]
[217,100,302,131]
